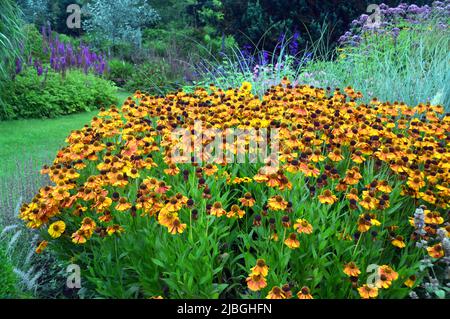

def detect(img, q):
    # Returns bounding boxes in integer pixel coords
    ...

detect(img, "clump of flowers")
[246,259,269,292]
[338,1,450,46]
[16,23,108,78]
[19,79,449,298]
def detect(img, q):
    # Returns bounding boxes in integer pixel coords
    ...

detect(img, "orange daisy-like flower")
[346,188,359,201]
[93,196,113,212]
[351,150,366,163]
[267,195,288,211]
[246,273,267,291]
[227,204,245,218]
[167,218,187,235]
[404,275,416,288]
[376,180,392,193]
[300,163,320,177]
[155,182,171,194]
[378,265,398,282]
[424,211,444,225]
[210,202,226,217]
[80,217,96,234]
[250,259,269,277]
[116,197,132,212]
[293,219,313,234]
[284,233,300,249]
[407,176,425,191]
[343,169,362,185]
[253,173,268,183]
[318,190,337,205]
[309,149,326,162]
[335,180,348,192]
[343,262,361,277]
[239,192,256,207]
[240,81,252,93]
[124,167,140,179]
[71,230,88,244]
[98,212,112,223]
[266,286,286,299]
[52,187,70,201]
[158,211,178,227]
[427,243,445,259]
[161,197,182,213]
[106,224,125,236]
[35,240,48,254]
[281,284,293,298]
[297,286,313,299]
[375,274,393,289]
[48,221,66,239]
[134,90,143,99]
[328,148,344,162]
[358,284,378,299]
[359,195,377,210]
[164,164,180,176]
[391,236,406,249]
[357,214,381,233]
[203,164,218,176]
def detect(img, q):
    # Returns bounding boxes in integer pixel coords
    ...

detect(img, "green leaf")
[151,258,165,268]
[435,290,446,299]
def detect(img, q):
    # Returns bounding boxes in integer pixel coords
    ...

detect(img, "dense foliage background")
[4,1,439,103]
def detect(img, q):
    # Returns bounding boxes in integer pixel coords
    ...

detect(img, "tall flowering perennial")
[19,79,449,298]
[16,23,108,77]
[44,24,108,76]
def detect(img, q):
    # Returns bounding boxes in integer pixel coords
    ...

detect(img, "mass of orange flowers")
[19,79,449,298]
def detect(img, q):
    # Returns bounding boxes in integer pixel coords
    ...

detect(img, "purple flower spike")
[289,31,300,56]
[15,58,22,74]
[37,65,43,76]
[36,23,110,77]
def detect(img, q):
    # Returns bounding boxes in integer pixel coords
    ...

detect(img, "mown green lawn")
[0,91,131,179]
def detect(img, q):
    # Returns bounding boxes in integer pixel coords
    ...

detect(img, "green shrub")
[106,59,135,87]
[22,24,48,63]
[124,60,179,94]
[143,28,196,57]
[2,68,117,120]
[143,27,236,59]
[0,244,18,298]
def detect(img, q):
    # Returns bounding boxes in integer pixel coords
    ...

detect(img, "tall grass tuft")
[0,0,24,117]
[304,22,450,110]
[192,23,333,97]
[193,22,449,110]
[0,154,67,298]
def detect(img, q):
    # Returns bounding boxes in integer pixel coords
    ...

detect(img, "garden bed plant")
[19,80,449,299]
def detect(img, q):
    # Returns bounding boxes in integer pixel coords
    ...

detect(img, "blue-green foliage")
[83,0,160,48]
